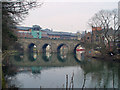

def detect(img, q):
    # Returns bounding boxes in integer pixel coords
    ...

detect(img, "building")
[14,25,42,39]
[14,25,80,40]
[84,31,92,43]
[41,29,49,38]
[81,27,103,44]
[91,27,102,44]
[31,25,42,39]
[14,26,33,38]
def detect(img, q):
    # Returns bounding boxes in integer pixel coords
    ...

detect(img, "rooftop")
[16,26,32,31]
[16,26,77,36]
[92,27,102,31]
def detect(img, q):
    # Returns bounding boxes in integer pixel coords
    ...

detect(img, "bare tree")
[2,0,43,24]
[2,0,43,50]
[88,9,119,53]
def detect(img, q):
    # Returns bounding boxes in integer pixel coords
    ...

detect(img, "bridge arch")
[18,38,81,53]
[74,43,84,54]
[57,43,69,53]
[57,53,67,62]
[42,52,52,62]
[28,43,37,52]
[42,43,51,53]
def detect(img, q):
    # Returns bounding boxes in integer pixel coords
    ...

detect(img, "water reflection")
[57,51,68,62]
[75,51,85,62]
[2,52,120,88]
[42,52,52,62]
[31,66,42,74]
[28,52,38,62]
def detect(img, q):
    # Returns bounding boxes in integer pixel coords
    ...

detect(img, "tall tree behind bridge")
[88,9,119,53]
[2,0,43,51]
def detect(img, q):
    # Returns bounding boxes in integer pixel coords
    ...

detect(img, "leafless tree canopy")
[2,0,43,23]
[88,9,119,53]
[88,9,118,30]
[2,0,43,50]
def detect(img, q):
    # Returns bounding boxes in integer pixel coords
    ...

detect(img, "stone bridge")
[18,38,82,53]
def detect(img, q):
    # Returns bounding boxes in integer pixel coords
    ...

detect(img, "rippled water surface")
[2,52,120,88]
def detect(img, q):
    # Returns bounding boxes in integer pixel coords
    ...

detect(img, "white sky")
[20,0,119,33]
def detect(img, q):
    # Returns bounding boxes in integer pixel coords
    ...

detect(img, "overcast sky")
[20,0,119,33]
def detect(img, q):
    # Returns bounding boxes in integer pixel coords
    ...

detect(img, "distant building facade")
[84,31,92,43]
[91,27,103,44]
[14,25,80,40]
[81,27,117,51]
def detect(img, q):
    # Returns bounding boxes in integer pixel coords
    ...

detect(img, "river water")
[2,51,120,88]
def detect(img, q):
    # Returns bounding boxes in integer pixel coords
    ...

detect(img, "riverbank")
[85,49,120,62]
[86,54,120,62]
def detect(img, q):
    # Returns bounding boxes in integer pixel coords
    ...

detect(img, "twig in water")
[66,74,68,90]
[82,73,86,89]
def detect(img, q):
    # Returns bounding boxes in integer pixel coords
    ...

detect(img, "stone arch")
[74,51,85,62]
[57,53,67,62]
[42,53,52,62]
[28,43,37,52]
[42,43,51,53]
[74,43,83,54]
[74,43,85,63]
[57,43,69,53]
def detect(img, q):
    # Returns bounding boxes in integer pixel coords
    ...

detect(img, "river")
[2,51,120,88]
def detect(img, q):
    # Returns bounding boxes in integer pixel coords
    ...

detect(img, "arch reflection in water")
[28,43,37,53]
[28,52,38,62]
[57,44,68,53]
[14,53,24,62]
[74,44,85,54]
[42,52,52,62]
[57,51,68,62]
[75,51,85,62]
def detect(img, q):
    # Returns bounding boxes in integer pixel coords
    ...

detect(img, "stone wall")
[18,38,81,53]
